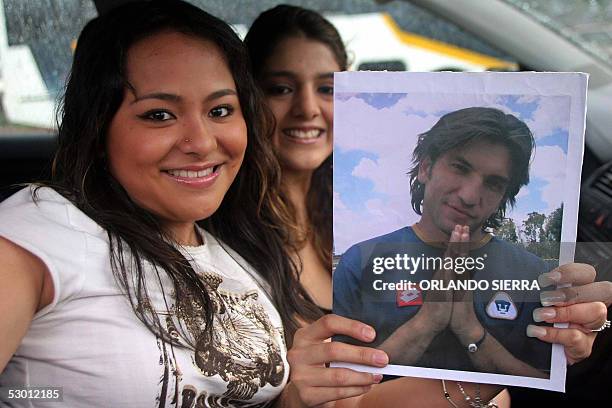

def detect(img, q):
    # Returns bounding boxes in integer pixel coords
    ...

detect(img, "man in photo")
[333,106,554,377]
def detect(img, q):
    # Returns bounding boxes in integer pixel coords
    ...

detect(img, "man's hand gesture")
[447,225,486,347]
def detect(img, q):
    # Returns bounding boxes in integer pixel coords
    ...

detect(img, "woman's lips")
[282,128,324,144]
[162,164,221,187]
[167,167,214,178]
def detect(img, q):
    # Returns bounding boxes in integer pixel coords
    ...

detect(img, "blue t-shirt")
[333,226,553,373]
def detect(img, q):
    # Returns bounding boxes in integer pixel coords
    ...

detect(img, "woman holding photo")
[1,1,603,407]
[245,5,612,407]
[0,1,317,406]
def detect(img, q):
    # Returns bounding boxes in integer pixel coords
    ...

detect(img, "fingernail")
[538,271,562,287]
[526,325,547,338]
[373,352,388,366]
[373,374,383,383]
[533,307,556,322]
[363,327,376,341]
[540,290,566,306]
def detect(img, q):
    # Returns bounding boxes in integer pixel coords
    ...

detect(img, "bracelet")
[467,330,487,353]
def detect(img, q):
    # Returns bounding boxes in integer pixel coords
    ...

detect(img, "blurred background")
[0,0,610,404]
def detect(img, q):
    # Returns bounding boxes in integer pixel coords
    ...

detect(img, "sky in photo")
[333,92,570,254]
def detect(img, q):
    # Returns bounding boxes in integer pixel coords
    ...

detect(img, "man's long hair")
[408,107,535,229]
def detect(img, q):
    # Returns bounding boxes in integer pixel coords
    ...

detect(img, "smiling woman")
[259,35,336,175]
[106,32,247,244]
[245,4,347,313]
[0,1,314,406]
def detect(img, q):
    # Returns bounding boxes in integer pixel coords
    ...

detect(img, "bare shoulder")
[0,236,54,311]
[0,235,54,370]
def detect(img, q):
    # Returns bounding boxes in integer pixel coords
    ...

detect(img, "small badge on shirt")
[396,288,423,307]
[486,291,518,320]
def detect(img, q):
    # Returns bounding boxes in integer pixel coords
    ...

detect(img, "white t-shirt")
[0,187,288,407]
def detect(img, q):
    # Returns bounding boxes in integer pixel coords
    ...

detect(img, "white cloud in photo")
[352,156,412,195]
[525,96,570,139]
[516,95,539,104]
[530,145,567,212]
[334,92,570,253]
[365,198,386,217]
[388,93,520,119]
[335,96,435,155]
[516,186,530,200]
[333,191,347,210]
[334,193,416,253]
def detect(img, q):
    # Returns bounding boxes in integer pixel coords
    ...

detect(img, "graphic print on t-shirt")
[155,270,285,407]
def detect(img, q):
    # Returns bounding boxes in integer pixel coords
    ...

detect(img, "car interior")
[0,0,610,404]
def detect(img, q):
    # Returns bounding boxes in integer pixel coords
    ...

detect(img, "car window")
[0,0,519,133]
[503,0,612,70]
[7,0,612,134]
[191,0,517,72]
[0,0,96,133]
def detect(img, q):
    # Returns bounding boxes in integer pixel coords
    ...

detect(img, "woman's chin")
[279,155,330,174]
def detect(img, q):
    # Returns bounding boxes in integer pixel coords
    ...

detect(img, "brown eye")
[487,180,506,193]
[209,105,233,118]
[452,163,469,173]
[140,110,175,121]
[267,85,292,95]
[319,85,334,95]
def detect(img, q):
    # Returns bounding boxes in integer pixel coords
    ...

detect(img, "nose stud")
[184,138,191,143]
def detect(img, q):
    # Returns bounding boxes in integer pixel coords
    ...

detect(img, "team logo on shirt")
[486,291,518,320]
[396,288,423,306]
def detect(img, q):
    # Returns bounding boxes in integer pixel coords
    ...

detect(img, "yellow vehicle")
[329,13,517,72]
[0,7,515,129]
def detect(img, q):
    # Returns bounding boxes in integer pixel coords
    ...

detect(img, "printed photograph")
[332,71,587,391]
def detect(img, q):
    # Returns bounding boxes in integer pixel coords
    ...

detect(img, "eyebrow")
[130,89,237,104]
[264,70,334,80]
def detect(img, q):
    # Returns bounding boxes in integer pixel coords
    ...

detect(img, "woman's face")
[106,31,247,237]
[260,36,340,174]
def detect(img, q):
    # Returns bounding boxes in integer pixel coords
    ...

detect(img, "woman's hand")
[528,263,612,364]
[286,314,388,407]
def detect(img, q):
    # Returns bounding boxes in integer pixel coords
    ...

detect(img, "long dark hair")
[408,107,534,229]
[41,0,311,346]
[245,5,346,277]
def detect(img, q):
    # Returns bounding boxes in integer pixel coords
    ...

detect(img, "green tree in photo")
[544,205,563,242]
[522,211,546,243]
[519,206,563,259]
[496,218,519,243]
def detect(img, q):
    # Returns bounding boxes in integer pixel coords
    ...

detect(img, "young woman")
[0,1,314,406]
[245,5,612,407]
[245,4,339,314]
